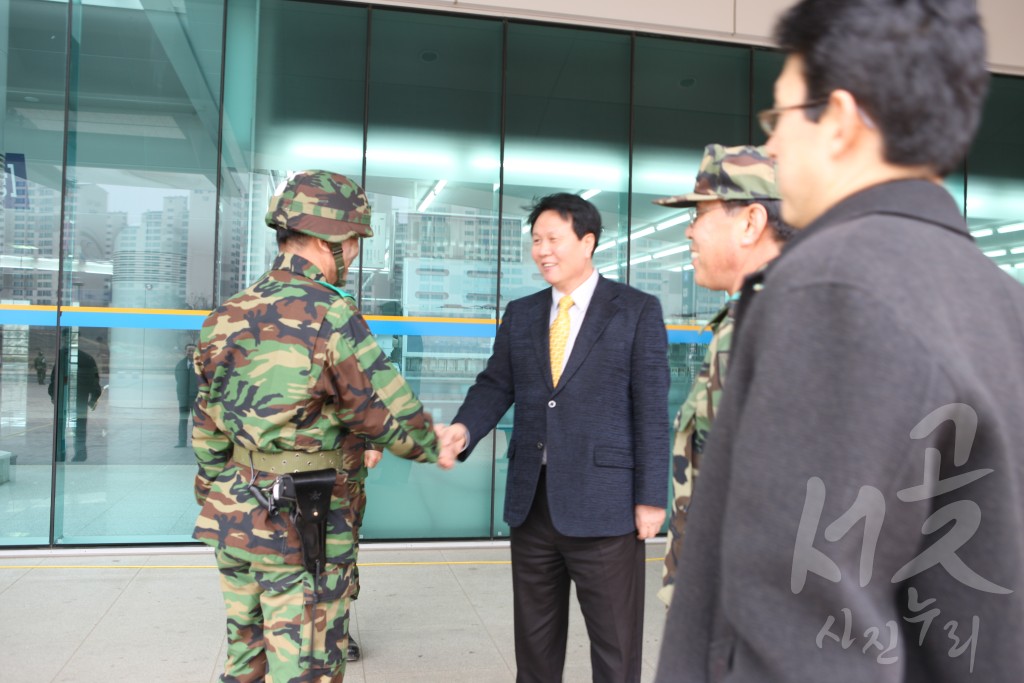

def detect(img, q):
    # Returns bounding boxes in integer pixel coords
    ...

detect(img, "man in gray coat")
[656,1,1024,682]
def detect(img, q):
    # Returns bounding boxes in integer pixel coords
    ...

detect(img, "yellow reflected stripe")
[0,557,666,570]
[0,304,58,311]
[67,306,209,316]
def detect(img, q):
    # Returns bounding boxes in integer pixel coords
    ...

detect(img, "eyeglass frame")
[756,98,829,137]
[682,204,722,225]
[682,201,753,225]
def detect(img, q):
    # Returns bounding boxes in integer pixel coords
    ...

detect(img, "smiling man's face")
[531,209,595,294]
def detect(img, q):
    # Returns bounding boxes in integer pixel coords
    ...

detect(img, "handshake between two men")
[433,422,468,471]
[360,423,464,471]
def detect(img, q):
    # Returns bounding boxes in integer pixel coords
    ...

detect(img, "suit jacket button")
[548,400,556,408]
[536,442,543,449]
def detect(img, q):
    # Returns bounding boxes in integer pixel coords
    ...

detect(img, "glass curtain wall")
[239,0,367,299]
[1,0,69,545]
[3,0,1023,548]
[62,0,223,544]
[1,0,224,546]
[361,10,502,538]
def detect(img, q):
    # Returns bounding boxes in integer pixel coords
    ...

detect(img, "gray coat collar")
[786,178,970,254]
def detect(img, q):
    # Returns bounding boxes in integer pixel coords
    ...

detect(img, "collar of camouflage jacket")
[702,302,732,335]
[272,252,329,283]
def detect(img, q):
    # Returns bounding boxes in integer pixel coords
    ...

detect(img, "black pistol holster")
[276,469,337,576]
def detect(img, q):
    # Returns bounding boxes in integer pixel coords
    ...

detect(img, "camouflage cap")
[654,144,780,208]
[265,170,373,243]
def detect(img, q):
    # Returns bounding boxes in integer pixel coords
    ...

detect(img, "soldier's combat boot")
[347,636,360,662]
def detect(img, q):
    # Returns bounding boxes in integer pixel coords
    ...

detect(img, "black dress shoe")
[347,636,360,662]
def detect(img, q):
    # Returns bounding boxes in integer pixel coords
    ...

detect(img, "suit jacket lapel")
[529,290,555,390]
[554,276,620,394]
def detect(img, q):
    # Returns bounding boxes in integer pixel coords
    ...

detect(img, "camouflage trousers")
[658,451,692,607]
[215,548,353,683]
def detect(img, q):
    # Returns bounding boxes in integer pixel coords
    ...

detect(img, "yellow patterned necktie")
[549,295,574,386]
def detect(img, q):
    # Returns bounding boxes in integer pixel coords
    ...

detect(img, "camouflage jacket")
[660,300,734,604]
[192,252,438,572]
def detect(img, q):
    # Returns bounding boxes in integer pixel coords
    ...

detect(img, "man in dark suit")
[438,192,670,683]
[49,347,103,462]
[174,343,199,447]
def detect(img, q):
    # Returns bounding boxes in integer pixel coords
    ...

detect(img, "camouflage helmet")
[654,144,780,208]
[265,170,373,243]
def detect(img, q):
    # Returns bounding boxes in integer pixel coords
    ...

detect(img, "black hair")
[527,193,603,254]
[724,199,795,243]
[774,0,989,176]
[275,226,312,249]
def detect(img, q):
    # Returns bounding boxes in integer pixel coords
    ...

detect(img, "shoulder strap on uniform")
[703,302,731,333]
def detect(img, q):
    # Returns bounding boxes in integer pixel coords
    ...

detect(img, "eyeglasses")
[756,98,829,137]
[683,204,727,225]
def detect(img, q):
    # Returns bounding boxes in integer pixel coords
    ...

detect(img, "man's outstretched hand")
[435,423,469,470]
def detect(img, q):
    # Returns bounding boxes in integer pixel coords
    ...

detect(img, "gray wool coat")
[657,179,1024,683]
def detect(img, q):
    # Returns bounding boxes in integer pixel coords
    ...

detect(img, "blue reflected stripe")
[668,328,713,344]
[0,308,59,325]
[0,307,711,342]
[57,310,206,329]
[368,319,497,337]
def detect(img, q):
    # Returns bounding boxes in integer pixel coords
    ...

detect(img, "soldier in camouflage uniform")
[192,170,440,683]
[653,145,792,606]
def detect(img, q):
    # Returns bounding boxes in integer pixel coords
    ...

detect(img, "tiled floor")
[0,542,668,682]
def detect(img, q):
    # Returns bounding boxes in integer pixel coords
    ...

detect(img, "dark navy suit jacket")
[454,275,670,537]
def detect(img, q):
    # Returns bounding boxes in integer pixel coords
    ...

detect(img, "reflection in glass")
[967,75,1024,286]
[751,50,786,146]
[359,10,503,539]
[1,0,70,545]
[633,37,751,323]
[229,1,369,299]
[0,322,56,546]
[506,24,631,288]
[51,0,223,543]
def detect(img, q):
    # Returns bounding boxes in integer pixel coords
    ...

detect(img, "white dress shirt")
[548,268,599,381]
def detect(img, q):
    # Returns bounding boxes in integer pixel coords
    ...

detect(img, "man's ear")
[582,231,596,256]
[738,203,769,246]
[824,88,872,157]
